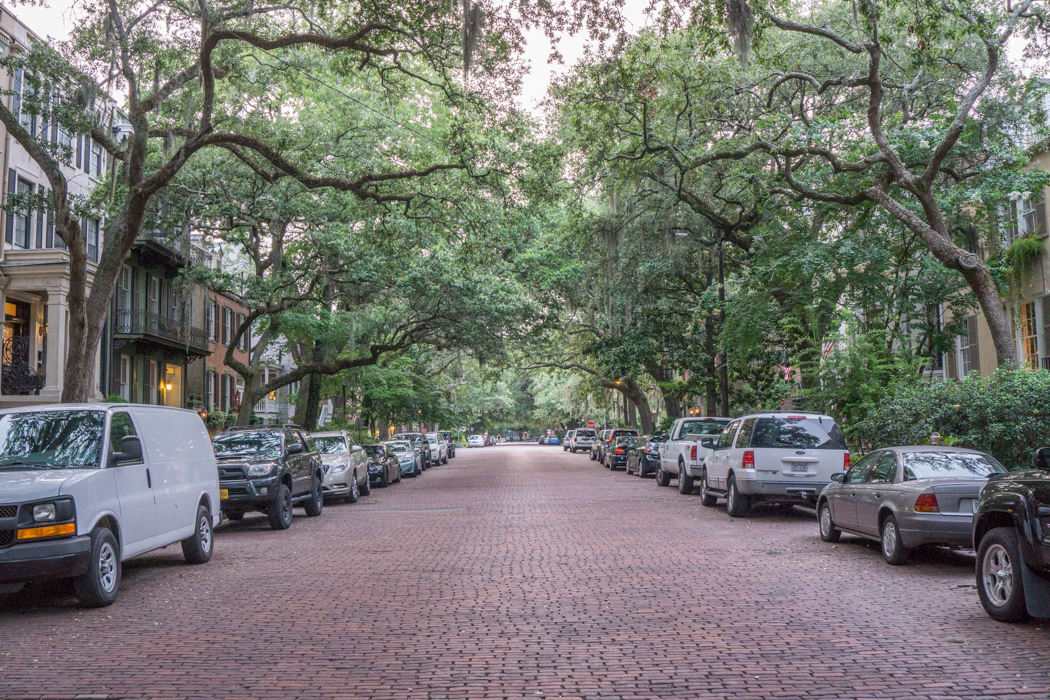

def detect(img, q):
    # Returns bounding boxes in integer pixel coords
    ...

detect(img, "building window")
[220,374,229,412]
[117,265,132,331]
[118,355,130,400]
[86,219,99,262]
[212,372,221,412]
[959,322,972,377]
[13,67,35,136]
[91,140,103,176]
[58,125,72,152]
[1018,301,1039,369]
[148,360,158,404]
[206,301,215,340]
[1023,189,1047,237]
[13,178,33,249]
[221,307,230,345]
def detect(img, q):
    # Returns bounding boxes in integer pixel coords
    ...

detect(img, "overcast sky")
[10,0,653,113]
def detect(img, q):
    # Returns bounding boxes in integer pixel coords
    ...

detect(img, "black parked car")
[973,448,1050,622]
[627,433,667,477]
[364,444,401,487]
[213,426,325,530]
[605,436,638,471]
[392,433,432,469]
[438,431,457,458]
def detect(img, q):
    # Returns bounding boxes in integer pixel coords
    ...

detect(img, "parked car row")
[0,403,456,608]
[569,411,1050,623]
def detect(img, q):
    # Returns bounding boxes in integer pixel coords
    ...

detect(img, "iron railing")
[1,335,45,395]
[114,309,208,352]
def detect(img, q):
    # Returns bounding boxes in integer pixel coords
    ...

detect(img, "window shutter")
[6,169,15,244]
[83,136,91,172]
[12,68,21,119]
[75,135,82,169]
[35,202,43,249]
[50,121,57,144]
[1038,190,1048,238]
[44,189,53,247]
[967,316,981,376]
[945,348,957,380]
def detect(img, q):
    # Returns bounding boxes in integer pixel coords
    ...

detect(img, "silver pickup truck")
[657,416,731,492]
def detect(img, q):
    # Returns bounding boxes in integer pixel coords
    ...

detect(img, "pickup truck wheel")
[818,501,840,542]
[700,470,718,507]
[880,515,908,565]
[74,526,121,608]
[304,475,324,517]
[181,504,214,564]
[655,466,671,487]
[268,483,294,530]
[977,528,1030,622]
[726,476,750,517]
[346,474,361,502]
[360,471,372,496]
[678,465,694,494]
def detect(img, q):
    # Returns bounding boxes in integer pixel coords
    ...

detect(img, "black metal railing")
[1,335,45,396]
[114,309,208,352]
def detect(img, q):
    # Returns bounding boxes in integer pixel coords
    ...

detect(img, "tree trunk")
[663,394,681,420]
[962,263,1016,370]
[623,378,654,434]
[717,239,729,417]
[236,384,257,426]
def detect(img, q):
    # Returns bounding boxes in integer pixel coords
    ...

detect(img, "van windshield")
[749,417,847,450]
[212,431,282,458]
[0,410,105,469]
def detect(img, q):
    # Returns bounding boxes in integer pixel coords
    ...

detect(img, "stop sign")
[586,421,595,429]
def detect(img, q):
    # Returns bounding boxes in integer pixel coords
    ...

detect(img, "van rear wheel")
[75,526,120,608]
[182,504,214,564]
[268,483,294,530]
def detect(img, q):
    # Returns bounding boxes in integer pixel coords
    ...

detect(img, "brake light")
[614,448,625,454]
[743,450,755,468]
[844,453,850,468]
[914,493,939,512]
[690,445,697,460]
[787,415,806,420]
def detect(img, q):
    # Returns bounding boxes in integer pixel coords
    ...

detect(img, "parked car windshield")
[903,452,1007,480]
[364,445,384,458]
[312,436,347,454]
[680,419,730,436]
[212,431,282,458]
[0,410,105,469]
[749,417,847,450]
[576,429,596,438]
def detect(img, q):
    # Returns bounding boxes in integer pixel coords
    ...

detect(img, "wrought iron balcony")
[1,336,45,395]
[113,309,209,355]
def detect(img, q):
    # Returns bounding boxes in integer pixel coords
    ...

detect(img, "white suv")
[701,412,848,517]
[570,428,596,453]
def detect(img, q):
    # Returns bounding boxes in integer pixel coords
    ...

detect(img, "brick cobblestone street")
[1,445,1049,699]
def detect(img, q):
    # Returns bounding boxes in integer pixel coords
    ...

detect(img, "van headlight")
[32,503,57,522]
[247,463,278,477]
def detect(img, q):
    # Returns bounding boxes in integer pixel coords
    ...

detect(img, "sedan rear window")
[902,452,1006,480]
[749,418,846,450]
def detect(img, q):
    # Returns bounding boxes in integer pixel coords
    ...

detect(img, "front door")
[109,411,156,556]
[833,453,876,531]
[855,451,898,536]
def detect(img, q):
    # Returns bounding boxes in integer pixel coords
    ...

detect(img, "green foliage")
[103,394,126,403]
[1004,235,1043,294]
[855,369,1050,469]
[205,410,237,430]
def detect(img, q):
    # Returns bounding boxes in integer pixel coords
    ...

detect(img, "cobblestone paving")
[2,445,1049,699]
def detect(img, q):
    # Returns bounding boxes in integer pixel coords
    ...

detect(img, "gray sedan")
[817,446,1007,565]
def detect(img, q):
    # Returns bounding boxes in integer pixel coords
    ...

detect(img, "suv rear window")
[748,417,846,450]
[611,429,638,439]
[577,429,596,438]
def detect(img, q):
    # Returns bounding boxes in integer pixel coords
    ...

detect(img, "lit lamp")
[198,408,208,422]
[164,382,173,391]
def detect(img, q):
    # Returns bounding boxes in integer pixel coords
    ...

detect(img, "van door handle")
[146,468,152,488]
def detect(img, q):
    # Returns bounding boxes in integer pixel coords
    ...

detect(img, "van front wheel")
[182,504,214,564]
[75,526,121,608]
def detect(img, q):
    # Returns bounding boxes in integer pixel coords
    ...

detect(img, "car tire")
[268,483,294,530]
[304,475,324,517]
[443,454,448,464]
[360,472,372,496]
[379,467,390,488]
[678,465,694,494]
[345,474,361,503]
[880,514,908,565]
[74,526,121,608]
[976,527,1030,623]
[818,501,840,542]
[700,470,718,507]
[181,504,214,564]
[589,451,596,461]
[726,476,750,517]
[655,466,671,487]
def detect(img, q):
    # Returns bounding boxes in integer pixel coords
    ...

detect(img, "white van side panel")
[60,469,119,543]
[132,408,219,548]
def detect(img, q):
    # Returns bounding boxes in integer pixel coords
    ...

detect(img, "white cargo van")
[0,404,219,607]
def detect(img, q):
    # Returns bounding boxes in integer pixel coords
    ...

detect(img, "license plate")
[220,489,229,500]
[790,464,808,473]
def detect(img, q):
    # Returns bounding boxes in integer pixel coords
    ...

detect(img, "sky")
[9,0,653,113]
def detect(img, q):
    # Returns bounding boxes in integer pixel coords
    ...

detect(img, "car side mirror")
[286,443,304,455]
[831,472,845,483]
[351,445,364,452]
[115,436,143,464]
[1035,447,1050,471]
[700,437,715,448]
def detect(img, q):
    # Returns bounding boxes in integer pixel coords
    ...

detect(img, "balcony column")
[42,287,68,400]
[0,275,7,393]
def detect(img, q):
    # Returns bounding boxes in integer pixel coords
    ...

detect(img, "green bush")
[854,369,1050,469]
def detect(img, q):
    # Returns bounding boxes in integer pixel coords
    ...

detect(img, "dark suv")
[973,448,1050,622]
[392,432,432,469]
[213,426,325,530]
[439,430,456,459]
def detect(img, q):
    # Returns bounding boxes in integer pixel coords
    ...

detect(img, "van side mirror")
[831,472,845,483]
[286,443,304,455]
[1034,447,1050,471]
[115,436,143,464]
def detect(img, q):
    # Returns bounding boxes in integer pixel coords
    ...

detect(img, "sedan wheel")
[880,515,908,565]
[818,502,840,542]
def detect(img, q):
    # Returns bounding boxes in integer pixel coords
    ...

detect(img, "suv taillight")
[742,450,755,469]
[690,445,697,460]
[844,453,850,468]
[614,447,625,454]
[914,493,939,512]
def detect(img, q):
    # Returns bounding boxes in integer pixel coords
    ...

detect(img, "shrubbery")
[853,369,1050,469]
